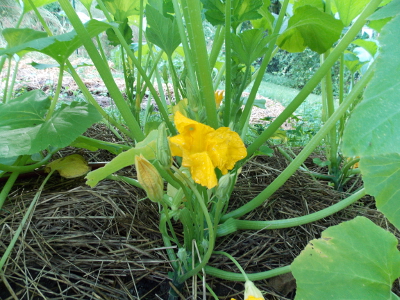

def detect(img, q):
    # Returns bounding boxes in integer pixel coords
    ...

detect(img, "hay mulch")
[0,126,398,300]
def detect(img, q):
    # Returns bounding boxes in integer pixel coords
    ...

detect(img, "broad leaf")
[276,5,344,54]
[46,154,90,178]
[145,5,180,57]
[80,0,94,12]
[0,20,112,64]
[292,216,400,300]
[343,51,366,73]
[103,0,142,21]
[22,0,57,13]
[106,18,133,46]
[342,14,400,156]
[293,0,324,11]
[251,0,275,33]
[2,28,47,58]
[0,91,102,158]
[359,155,400,229]
[201,0,263,30]
[86,130,158,187]
[231,29,272,67]
[369,0,400,20]
[334,0,371,26]
[351,39,378,58]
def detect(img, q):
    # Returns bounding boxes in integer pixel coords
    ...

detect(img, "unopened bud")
[215,173,234,200]
[244,280,265,300]
[135,154,164,202]
[157,122,172,168]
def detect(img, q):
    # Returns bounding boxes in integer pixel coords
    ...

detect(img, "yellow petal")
[135,154,164,202]
[207,127,247,174]
[187,152,218,189]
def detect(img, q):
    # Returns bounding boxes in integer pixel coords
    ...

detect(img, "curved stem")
[205,265,291,282]
[223,0,232,127]
[218,188,366,237]
[213,251,249,281]
[222,59,375,221]
[0,150,56,173]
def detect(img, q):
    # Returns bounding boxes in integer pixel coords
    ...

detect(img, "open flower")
[169,111,247,189]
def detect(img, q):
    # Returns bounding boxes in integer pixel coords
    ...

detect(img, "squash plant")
[1,0,400,299]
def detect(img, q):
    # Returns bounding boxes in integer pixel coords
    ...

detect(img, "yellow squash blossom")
[169,111,247,189]
[215,90,224,108]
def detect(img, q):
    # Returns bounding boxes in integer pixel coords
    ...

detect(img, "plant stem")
[218,188,366,236]
[45,63,64,121]
[246,0,382,158]
[205,265,292,282]
[237,0,289,133]
[223,60,375,220]
[223,0,232,127]
[213,251,250,281]
[59,0,145,142]
[183,0,218,128]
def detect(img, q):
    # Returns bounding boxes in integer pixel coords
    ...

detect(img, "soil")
[1,57,399,299]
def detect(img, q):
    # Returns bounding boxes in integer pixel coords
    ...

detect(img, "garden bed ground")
[1,122,397,300]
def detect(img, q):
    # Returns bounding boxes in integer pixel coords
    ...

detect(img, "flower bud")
[244,280,265,300]
[135,154,164,203]
[157,122,172,169]
[215,173,234,200]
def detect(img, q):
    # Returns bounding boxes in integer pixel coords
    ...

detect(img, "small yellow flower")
[169,111,247,189]
[215,90,224,108]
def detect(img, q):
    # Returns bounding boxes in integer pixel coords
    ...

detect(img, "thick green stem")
[246,0,382,158]
[59,0,145,142]
[5,58,21,103]
[223,60,375,220]
[218,188,366,236]
[223,0,232,127]
[97,0,176,135]
[208,26,225,72]
[205,265,291,282]
[213,251,250,281]
[183,0,218,128]
[0,172,20,210]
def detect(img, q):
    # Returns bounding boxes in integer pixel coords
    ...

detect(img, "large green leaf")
[292,216,400,300]
[231,29,272,67]
[2,28,47,58]
[145,4,180,57]
[342,14,400,157]
[334,0,371,26]
[276,5,344,54]
[293,0,324,11]
[22,0,57,13]
[85,130,158,187]
[102,0,142,21]
[201,0,263,30]
[0,90,102,158]
[359,155,400,229]
[0,20,112,64]
[251,0,274,33]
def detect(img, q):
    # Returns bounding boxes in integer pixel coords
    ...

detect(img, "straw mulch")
[0,126,398,300]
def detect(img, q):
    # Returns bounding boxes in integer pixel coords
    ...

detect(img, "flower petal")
[207,127,247,174]
[186,152,218,189]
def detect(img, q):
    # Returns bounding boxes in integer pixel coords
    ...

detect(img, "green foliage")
[277,5,344,54]
[0,90,102,158]
[292,216,400,300]
[145,4,181,57]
